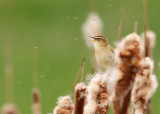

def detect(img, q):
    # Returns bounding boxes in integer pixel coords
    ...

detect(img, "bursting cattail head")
[131,57,158,114]
[82,12,103,48]
[141,30,156,57]
[141,30,156,49]
[84,71,111,114]
[1,103,19,114]
[114,33,143,65]
[74,82,87,114]
[75,82,87,100]
[32,88,41,114]
[115,33,142,65]
[112,33,142,114]
[53,96,74,114]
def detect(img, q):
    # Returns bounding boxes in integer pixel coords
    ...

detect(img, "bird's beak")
[89,36,96,42]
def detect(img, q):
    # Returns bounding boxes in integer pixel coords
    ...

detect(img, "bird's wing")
[108,45,114,54]
[103,45,114,61]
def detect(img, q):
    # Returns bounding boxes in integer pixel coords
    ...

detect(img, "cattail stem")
[146,99,151,114]
[143,25,147,58]
[91,67,94,75]
[3,37,13,103]
[2,37,19,114]
[33,47,38,87]
[70,57,86,97]
[133,22,138,33]
[143,0,148,29]
[32,47,41,114]
[87,0,94,12]
[80,60,85,82]
[142,29,154,58]
[117,12,124,42]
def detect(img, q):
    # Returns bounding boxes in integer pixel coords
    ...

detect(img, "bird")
[89,36,114,69]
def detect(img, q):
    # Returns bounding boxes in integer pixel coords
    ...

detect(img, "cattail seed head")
[32,88,41,114]
[1,103,19,114]
[141,30,156,49]
[131,57,158,114]
[53,96,74,114]
[82,12,103,48]
[84,71,111,114]
[141,30,156,57]
[112,33,142,114]
[74,82,87,114]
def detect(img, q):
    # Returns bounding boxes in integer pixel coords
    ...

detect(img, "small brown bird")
[90,36,114,69]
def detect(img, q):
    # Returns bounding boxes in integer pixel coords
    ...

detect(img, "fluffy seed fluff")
[74,82,87,114]
[141,30,156,49]
[131,57,158,114]
[1,103,19,114]
[32,88,41,114]
[141,30,156,57]
[84,71,112,114]
[53,96,74,114]
[82,12,103,48]
[75,82,87,100]
[112,33,142,114]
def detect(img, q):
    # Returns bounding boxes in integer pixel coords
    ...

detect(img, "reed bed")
[52,32,157,114]
[52,14,158,113]
[0,1,158,114]
[1,21,158,114]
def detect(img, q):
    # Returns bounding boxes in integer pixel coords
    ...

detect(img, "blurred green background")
[0,0,159,113]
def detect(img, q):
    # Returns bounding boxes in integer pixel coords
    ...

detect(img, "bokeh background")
[0,0,159,113]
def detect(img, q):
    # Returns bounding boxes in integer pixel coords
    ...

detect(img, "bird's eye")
[97,38,100,40]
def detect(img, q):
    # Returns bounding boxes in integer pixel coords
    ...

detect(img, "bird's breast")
[95,47,114,68]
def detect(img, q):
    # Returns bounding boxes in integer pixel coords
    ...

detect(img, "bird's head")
[89,36,108,48]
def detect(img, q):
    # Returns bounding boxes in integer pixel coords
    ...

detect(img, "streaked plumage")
[90,36,114,69]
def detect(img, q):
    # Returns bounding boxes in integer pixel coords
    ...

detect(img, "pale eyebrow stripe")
[96,36,104,38]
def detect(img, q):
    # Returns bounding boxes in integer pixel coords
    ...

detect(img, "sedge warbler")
[90,36,114,69]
